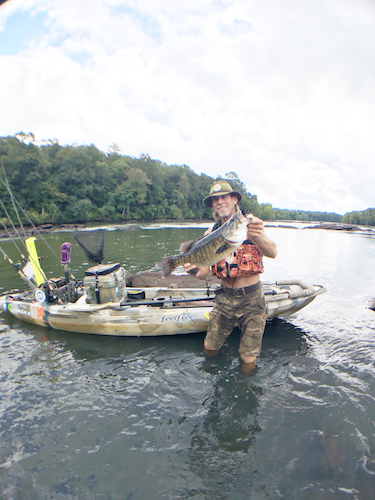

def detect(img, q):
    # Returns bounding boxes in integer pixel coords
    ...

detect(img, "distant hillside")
[0,133,349,225]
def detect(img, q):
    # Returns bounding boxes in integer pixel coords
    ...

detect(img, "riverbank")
[266,221,375,233]
[0,223,88,239]
[0,222,146,239]
[1,219,374,240]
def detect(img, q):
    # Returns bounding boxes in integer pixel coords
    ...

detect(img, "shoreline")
[1,220,374,240]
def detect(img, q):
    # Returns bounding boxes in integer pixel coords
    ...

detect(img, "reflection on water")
[184,321,309,496]
[1,225,375,498]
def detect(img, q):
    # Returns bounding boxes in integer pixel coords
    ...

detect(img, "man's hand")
[183,263,210,277]
[247,214,264,240]
[246,214,277,258]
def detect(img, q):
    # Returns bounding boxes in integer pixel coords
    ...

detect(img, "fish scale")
[157,211,250,277]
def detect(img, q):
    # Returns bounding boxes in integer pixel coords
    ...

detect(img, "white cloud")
[1,0,375,213]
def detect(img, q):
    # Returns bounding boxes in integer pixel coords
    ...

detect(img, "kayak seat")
[85,263,121,276]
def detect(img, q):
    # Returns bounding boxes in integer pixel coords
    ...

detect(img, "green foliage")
[259,204,275,221]
[343,208,375,226]
[273,209,342,223]
[0,134,360,225]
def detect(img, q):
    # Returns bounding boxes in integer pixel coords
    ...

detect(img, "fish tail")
[157,257,175,277]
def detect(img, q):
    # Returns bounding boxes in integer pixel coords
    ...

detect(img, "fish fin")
[156,257,175,278]
[216,243,230,254]
[179,239,198,253]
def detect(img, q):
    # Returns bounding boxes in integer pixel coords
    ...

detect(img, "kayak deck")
[0,279,326,336]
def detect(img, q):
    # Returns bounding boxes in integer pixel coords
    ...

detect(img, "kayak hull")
[0,281,326,336]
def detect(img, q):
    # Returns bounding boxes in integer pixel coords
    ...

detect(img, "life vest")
[210,223,264,279]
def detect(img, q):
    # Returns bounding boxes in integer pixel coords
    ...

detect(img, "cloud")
[1,0,375,214]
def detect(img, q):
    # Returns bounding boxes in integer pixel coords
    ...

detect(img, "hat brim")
[203,191,242,207]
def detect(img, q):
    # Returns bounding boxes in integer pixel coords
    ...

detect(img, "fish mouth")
[222,211,249,243]
[233,211,247,224]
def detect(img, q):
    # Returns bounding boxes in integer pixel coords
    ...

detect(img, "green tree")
[64,198,97,222]
[260,203,275,221]
[111,167,150,219]
[0,134,353,225]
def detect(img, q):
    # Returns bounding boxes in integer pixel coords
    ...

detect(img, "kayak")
[0,270,326,336]
[0,177,326,337]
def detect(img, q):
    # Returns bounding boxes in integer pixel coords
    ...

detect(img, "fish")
[157,211,251,277]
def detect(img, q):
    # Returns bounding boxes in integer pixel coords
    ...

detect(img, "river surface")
[1,222,375,499]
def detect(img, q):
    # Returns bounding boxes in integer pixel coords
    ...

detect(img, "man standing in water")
[183,181,277,373]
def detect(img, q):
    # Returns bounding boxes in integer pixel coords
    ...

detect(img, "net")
[74,230,105,264]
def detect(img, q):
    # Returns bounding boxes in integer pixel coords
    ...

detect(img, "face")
[211,194,239,220]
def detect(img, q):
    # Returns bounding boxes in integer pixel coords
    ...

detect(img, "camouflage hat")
[203,180,242,207]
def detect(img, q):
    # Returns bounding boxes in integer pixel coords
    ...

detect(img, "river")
[1,222,375,499]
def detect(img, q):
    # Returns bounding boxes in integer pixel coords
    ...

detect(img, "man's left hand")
[247,214,264,240]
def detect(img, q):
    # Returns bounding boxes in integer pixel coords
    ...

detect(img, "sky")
[0,0,375,215]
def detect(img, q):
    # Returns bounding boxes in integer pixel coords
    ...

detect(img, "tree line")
[0,133,370,226]
[342,209,375,226]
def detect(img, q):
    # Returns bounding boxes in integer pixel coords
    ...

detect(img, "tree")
[0,134,351,225]
[111,167,150,219]
[260,203,275,221]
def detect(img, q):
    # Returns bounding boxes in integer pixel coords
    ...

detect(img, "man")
[183,180,277,373]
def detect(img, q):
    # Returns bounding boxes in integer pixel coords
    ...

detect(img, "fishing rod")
[0,197,48,285]
[114,295,215,309]
[1,160,28,239]
[0,204,28,258]
[0,164,76,285]
[0,175,60,263]
[0,168,71,300]
[0,198,28,255]
[12,194,61,262]
[0,245,36,289]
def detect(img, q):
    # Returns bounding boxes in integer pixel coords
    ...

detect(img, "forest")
[342,209,375,226]
[0,133,371,226]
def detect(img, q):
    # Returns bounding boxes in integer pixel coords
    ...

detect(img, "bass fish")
[157,211,251,277]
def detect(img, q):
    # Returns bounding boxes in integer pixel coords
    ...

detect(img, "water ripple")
[2,227,375,499]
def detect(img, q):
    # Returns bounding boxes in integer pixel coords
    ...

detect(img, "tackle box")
[84,263,126,304]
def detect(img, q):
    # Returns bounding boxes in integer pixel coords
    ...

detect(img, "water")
[1,224,375,499]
